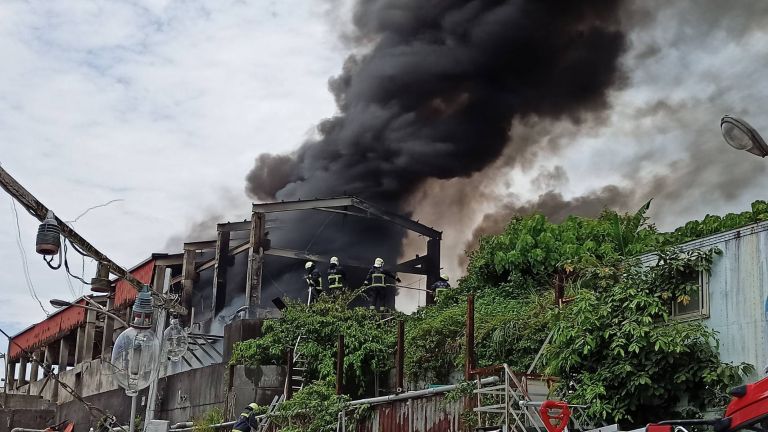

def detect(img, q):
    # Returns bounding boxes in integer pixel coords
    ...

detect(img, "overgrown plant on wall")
[230,290,398,396]
[231,201,764,427]
[267,379,368,432]
[403,201,757,425]
[545,248,753,424]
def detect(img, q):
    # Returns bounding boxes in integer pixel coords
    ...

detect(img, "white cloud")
[0,0,346,341]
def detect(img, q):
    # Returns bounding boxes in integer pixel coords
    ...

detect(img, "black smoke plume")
[245,0,628,300]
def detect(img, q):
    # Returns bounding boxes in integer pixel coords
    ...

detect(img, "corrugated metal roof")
[640,220,768,264]
[114,257,156,309]
[8,298,89,360]
[8,256,157,360]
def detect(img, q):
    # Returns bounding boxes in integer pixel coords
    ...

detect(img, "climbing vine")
[231,291,398,396]
[230,200,765,427]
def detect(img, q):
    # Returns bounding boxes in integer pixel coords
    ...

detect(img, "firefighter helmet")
[440,273,449,282]
[374,257,384,268]
[305,261,314,270]
[330,256,339,265]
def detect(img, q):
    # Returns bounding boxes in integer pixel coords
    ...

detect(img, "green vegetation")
[192,408,225,432]
[230,290,397,396]
[230,200,766,428]
[268,379,368,432]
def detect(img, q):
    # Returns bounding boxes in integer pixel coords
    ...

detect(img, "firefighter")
[327,256,347,294]
[304,261,323,303]
[232,402,262,432]
[430,273,451,303]
[364,257,400,310]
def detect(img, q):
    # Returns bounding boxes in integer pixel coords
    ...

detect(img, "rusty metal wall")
[354,393,467,432]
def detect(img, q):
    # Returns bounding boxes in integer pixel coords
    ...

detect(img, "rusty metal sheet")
[8,300,86,360]
[354,393,466,432]
[114,258,155,309]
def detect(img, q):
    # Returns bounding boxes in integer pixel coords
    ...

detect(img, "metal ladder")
[289,335,308,394]
[253,394,284,432]
[473,364,601,432]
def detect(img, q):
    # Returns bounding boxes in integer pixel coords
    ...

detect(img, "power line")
[9,198,49,315]
[66,199,124,224]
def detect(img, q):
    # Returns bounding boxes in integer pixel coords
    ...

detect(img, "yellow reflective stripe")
[329,274,342,288]
[371,274,386,286]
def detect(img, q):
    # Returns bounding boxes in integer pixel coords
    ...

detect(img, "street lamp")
[721,115,768,157]
[49,299,129,328]
[110,287,160,432]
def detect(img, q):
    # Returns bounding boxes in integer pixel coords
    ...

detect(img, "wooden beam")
[212,230,230,313]
[244,212,265,318]
[184,240,217,251]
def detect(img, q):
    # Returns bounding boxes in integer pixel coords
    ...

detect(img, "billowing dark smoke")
[246,0,628,280]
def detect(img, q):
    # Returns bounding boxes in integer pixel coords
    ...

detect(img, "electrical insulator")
[36,211,61,256]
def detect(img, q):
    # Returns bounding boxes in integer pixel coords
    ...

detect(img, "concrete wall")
[22,362,287,432]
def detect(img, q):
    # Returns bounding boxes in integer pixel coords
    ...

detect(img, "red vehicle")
[538,379,768,432]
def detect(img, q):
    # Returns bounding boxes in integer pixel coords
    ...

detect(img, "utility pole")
[0,164,186,315]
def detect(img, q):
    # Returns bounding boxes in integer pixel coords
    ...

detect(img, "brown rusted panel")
[9,300,86,360]
[355,393,466,432]
[114,258,155,308]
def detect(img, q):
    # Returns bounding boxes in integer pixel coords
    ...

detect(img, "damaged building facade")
[3,197,443,431]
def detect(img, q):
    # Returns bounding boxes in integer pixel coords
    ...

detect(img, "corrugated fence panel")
[355,393,466,432]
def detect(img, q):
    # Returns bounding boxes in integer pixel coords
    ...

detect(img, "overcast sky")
[0,0,347,372]
[1,0,768,375]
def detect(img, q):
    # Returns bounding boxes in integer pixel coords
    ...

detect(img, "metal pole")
[129,395,138,432]
[396,320,404,392]
[465,294,475,380]
[336,334,344,395]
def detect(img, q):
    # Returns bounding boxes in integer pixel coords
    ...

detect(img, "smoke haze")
[241,0,768,304]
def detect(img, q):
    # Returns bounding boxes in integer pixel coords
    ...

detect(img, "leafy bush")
[231,291,397,396]
[192,408,225,432]
[269,379,368,432]
[546,249,753,424]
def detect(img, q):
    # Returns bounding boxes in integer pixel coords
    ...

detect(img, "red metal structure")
[650,377,768,432]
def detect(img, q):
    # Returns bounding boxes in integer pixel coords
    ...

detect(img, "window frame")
[671,271,710,321]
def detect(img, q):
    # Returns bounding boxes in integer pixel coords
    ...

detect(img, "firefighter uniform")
[364,258,400,310]
[232,403,261,432]
[327,257,347,293]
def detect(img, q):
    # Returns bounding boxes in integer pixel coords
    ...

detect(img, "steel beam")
[251,196,441,240]
[252,197,355,213]
[350,197,442,240]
